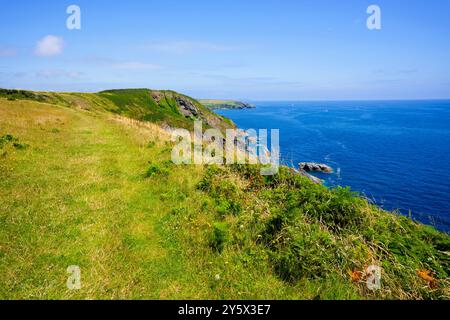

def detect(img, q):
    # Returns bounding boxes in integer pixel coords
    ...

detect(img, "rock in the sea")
[299,162,333,173]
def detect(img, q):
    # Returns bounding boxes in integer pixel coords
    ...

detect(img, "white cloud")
[35,35,64,57]
[113,61,162,71]
[142,41,237,54]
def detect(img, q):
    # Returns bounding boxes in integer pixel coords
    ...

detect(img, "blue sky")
[1,0,450,100]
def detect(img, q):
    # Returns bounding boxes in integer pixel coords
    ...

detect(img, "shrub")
[263,208,302,245]
[0,134,14,148]
[270,223,340,281]
[12,142,29,150]
[198,166,243,216]
[170,206,188,216]
[275,184,368,232]
[144,162,169,178]
[198,163,450,298]
[197,165,223,191]
[160,159,174,168]
[209,222,229,253]
[0,134,28,150]
[215,199,242,217]
[318,187,368,232]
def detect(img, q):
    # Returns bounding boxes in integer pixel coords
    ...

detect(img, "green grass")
[98,89,234,130]
[98,89,179,123]
[199,99,253,110]
[0,94,449,300]
[0,88,235,132]
[0,98,288,299]
[195,164,450,299]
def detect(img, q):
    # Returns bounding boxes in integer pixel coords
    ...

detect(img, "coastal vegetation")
[0,88,234,131]
[0,88,448,299]
[199,99,254,110]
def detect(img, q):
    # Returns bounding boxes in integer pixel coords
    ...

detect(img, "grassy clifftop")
[0,90,449,299]
[0,88,234,131]
[199,99,254,110]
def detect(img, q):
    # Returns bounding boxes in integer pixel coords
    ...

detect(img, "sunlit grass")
[1,96,448,300]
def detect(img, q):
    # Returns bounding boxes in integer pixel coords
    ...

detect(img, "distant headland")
[199,99,254,110]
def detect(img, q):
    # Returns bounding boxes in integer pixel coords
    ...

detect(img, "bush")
[0,134,14,148]
[263,208,301,245]
[197,165,223,191]
[144,162,169,178]
[209,222,229,253]
[198,166,243,216]
[12,142,28,150]
[270,223,340,281]
[170,206,188,216]
[273,183,368,232]
[0,134,28,150]
[315,187,368,232]
[197,163,450,298]
[215,199,242,217]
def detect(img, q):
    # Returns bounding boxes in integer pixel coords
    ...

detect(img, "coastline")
[216,101,450,233]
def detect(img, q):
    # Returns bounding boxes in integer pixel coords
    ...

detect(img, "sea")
[216,100,450,232]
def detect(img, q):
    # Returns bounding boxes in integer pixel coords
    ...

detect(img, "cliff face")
[98,89,236,131]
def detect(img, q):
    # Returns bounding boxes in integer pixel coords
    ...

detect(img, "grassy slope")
[0,98,296,299]
[0,92,449,300]
[98,89,234,130]
[0,88,235,131]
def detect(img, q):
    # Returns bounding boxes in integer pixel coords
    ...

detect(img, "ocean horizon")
[216,99,450,232]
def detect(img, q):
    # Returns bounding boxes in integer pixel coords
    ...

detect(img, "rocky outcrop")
[151,92,200,118]
[175,96,199,118]
[147,90,234,131]
[299,162,333,173]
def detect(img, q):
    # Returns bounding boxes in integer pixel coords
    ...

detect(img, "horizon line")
[2,86,450,102]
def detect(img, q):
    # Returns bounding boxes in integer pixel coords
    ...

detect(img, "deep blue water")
[216,100,450,232]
